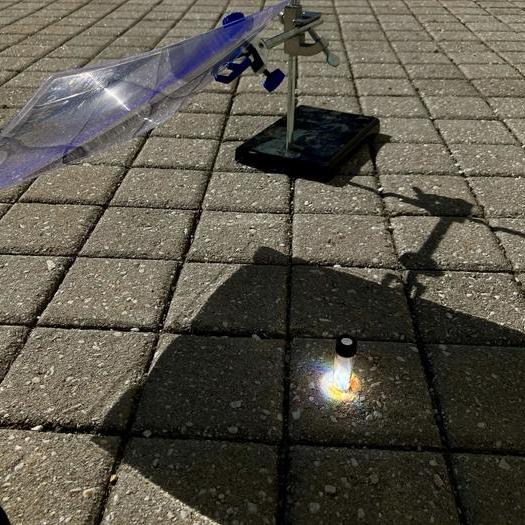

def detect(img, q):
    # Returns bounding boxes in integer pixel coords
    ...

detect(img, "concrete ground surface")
[0,0,525,523]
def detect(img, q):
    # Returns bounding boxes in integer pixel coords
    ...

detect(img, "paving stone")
[423,96,494,119]
[287,446,459,525]
[165,262,287,336]
[203,171,290,213]
[352,62,407,78]
[412,79,479,96]
[489,218,525,270]
[355,78,416,96]
[231,93,287,116]
[380,174,480,216]
[223,115,275,141]
[291,266,414,340]
[0,180,31,204]
[376,143,458,175]
[459,63,522,79]
[0,325,26,380]
[294,175,382,214]
[436,119,516,144]
[40,258,176,330]
[379,117,442,143]
[81,207,194,260]
[429,344,525,450]
[469,177,525,217]
[453,454,525,525]
[487,97,525,118]
[0,203,101,256]
[406,64,464,79]
[0,255,68,324]
[0,328,155,432]
[0,429,118,525]
[293,214,396,267]
[102,438,278,525]
[134,138,218,170]
[213,140,260,172]
[408,271,525,345]
[392,216,508,271]
[297,95,361,114]
[451,144,525,176]
[133,334,284,441]
[19,165,124,205]
[505,119,525,144]
[472,79,525,97]
[360,96,427,117]
[0,203,9,219]
[83,138,144,167]
[151,112,225,140]
[111,168,208,209]
[183,92,232,114]
[188,211,289,264]
[289,338,439,447]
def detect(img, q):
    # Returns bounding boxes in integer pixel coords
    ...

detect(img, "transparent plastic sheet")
[0,0,287,189]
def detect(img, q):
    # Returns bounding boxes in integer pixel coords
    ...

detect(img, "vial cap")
[335,335,357,357]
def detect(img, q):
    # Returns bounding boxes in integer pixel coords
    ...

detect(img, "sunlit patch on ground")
[319,365,362,403]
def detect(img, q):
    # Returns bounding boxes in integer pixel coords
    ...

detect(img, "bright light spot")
[319,369,361,403]
[333,354,354,392]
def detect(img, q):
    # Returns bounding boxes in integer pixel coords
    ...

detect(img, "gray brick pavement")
[1,0,525,523]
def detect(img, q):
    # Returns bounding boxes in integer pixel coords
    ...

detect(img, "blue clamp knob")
[263,69,285,92]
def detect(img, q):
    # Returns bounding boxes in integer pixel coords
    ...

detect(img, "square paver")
[429,344,525,450]
[469,177,525,217]
[81,207,194,260]
[451,144,525,176]
[188,211,290,264]
[85,138,144,167]
[0,255,68,324]
[505,119,525,144]
[356,78,416,96]
[0,328,155,432]
[293,214,397,267]
[102,438,278,525]
[488,97,525,119]
[406,64,464,79]
[436,119,516,144]
[133,334,284,441]
[380,174,479,216]
[391,216,508,270]
[453,454,525,525]
[294,175,382,214]
[376,143,458,175]
[203,172,290,213]
[408,271,525,345]
[19,165,124,205]
[111,168,208,209]
[287,446,459,525]
[133,138,218,170]
[223,115,276,141]
[379,117,442,143]
[289,338,440,447]
[459,64,521,79]
[0,180,30,204]
[0,203,101,256]
[0,430,118,525]
[413,79,479,97]
[423,96,494,119]
[489,218,525,270]
[360,96,427,118]
[0,325,26,380]
[152,112,225,139]
[165,262,287,336]
[40,258,176,330]
[291,266,414,340]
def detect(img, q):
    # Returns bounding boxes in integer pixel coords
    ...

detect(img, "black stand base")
[235,105,379,178]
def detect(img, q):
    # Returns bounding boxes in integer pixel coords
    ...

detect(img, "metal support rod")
[285,54,297,151]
